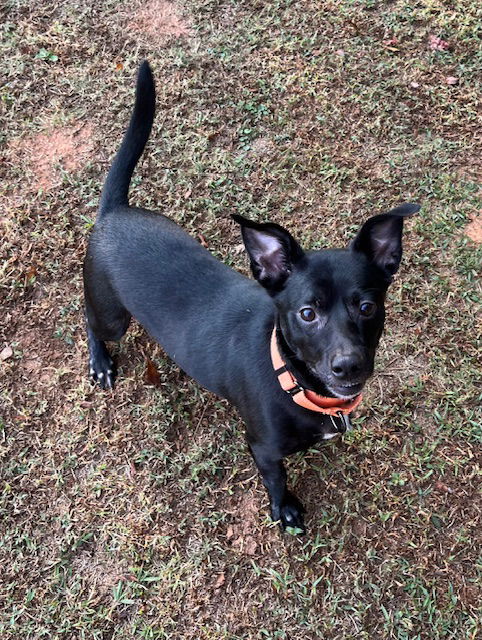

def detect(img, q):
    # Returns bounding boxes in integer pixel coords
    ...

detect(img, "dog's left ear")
[232,214,304,292]
[350,203,420,279]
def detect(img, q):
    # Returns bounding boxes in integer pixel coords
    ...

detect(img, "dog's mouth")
[325,380,365,400]
[306,361,368,399]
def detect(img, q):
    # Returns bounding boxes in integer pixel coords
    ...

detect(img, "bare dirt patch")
[249,137,276,157]
[72,550,128,596]
[224,490,276,556]
[10,124,93,192]
[130,0,191,41]
[465,212,482,244]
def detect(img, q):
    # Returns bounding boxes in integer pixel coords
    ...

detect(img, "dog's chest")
[281,414,342,456]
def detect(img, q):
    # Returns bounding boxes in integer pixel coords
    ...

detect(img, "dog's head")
[233,203,419,399]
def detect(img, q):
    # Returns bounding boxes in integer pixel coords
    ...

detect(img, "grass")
[1,0,481,638]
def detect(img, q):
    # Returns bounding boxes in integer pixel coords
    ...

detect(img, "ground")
[1,1,481,638]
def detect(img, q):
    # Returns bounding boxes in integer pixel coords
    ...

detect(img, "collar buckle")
[330,411,353,434]
[285,384,304,396]
[330,411,352,434]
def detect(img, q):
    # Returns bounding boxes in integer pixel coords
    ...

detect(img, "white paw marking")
[107,369,112,374]
[89,368,95,376]
[98,372,104,379]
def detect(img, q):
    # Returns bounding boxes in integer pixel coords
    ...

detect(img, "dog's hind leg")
[85,312,116,389]
[83,258,131,389]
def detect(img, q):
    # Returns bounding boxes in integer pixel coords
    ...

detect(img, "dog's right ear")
[232,215,304,292]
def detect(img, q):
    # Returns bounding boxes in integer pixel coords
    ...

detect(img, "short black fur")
[83,62,420,533]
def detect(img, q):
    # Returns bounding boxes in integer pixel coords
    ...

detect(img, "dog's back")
[84,62,275,397]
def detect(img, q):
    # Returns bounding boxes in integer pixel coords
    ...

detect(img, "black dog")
[83,62,419,533]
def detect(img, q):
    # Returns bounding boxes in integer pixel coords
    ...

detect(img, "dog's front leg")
[249,444,306,533]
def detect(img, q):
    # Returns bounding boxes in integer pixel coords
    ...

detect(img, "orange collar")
[270,327,362,417]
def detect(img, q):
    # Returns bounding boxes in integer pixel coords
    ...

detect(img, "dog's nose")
[331,353,362,380]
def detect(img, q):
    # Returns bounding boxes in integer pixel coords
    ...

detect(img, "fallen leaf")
[383,37,399,51]
[145,358,161,386]
[435,481,453,494]
[233,535,258,555]
[429,35,450,51]
[0,346,13,361]
[445,76,458,85]
[285,525,305,536]
[116,62,123,70]
[244,537,258,556]
[214,573,225,589]
[233,243,245,255]
[128,461,137,477]
[198,234,208,248]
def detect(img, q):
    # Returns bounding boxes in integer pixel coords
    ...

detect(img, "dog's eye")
[300,307,316,322]
[359,301,376,317]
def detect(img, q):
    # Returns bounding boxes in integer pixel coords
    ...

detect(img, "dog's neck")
[275,323,336,398]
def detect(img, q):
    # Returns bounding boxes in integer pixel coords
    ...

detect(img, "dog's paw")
[272,492,306,534]
[89,353,115,390]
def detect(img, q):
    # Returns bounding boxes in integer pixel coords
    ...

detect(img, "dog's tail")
[99,61,155,216]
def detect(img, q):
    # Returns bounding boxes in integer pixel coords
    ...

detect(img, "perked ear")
[232,214,305,292]
[350,203,420,280]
